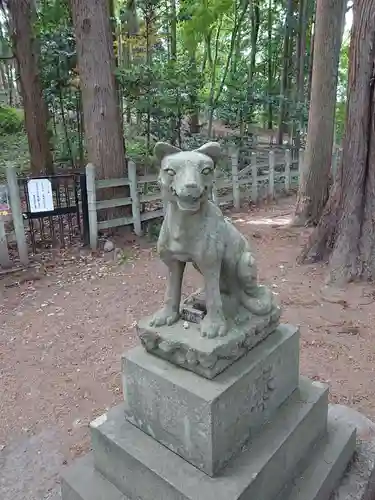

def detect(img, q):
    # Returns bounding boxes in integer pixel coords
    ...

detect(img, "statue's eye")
[201,167,213,175]
[165,168,176,176]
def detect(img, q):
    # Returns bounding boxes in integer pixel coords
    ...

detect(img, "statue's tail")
[239,285,273,315]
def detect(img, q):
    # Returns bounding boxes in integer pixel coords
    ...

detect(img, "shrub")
[0,106,24,135]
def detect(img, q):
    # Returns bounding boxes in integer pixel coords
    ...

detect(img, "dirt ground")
[1,196,375,500]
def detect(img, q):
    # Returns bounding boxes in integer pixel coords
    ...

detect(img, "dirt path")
[1,196,375,499]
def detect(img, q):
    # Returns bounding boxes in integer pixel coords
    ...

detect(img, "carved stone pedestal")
[60,320,363,500]
[124,324,299,476]
[136,293,281,379]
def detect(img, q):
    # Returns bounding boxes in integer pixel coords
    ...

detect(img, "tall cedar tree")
[71,0,126,182]
[293,0,347,226]
[8,0,53,174]
[300,0,375,283]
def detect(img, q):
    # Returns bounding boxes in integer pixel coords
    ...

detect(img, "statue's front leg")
[200,265,227,338]
[150,259,186,327]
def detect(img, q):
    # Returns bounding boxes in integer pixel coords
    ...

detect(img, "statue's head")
[154,142,221,213]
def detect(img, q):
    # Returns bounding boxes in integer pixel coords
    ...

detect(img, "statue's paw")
[200,315,227,339]
[149,308,180,327]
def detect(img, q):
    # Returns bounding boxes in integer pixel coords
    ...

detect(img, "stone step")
[61,453,128,500]
[280,406,356,500]
[90,377,328,500]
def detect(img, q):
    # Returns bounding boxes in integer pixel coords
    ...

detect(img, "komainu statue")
[149,141,275,340]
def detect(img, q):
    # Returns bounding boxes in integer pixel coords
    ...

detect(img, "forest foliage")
[0,0,350,170]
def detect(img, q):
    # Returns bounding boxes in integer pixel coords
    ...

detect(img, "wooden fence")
[0,145,342,260]
[0,165,29,268]
[86,161,164,250]
[86,148,305,250]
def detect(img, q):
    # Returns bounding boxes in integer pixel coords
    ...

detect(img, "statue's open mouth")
[175,193,203,212]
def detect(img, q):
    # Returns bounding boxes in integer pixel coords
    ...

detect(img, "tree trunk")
[293,0,347,227]
[6,61,14,107]
[285,11,296,143]
[0,63,6,91]
[8,0,53,175]
[71,0,126,181]
[299,0,375,284]
[266,0,273,130]
[307,7,315,103]
[169,0,179,144]
[297,0,308,105]
[207,21,223,138]
[143,5,154,151]
[188,54,200,135]
[276,0,293,145]
[109,0,124,136]
[294,0,308,149]
[170,0,177,62]
[247,0,260,124]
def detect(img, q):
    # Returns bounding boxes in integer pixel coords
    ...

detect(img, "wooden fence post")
[6,164,28,265]
[128,160,142,236]
[231,148,240,210]
[86,163,98,250]
[0,219,10,268]
[251,152,258,202]
[268,150,275,198]
[284,149,292,192]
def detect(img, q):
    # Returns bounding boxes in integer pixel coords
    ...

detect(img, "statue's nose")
[184,181,198,189]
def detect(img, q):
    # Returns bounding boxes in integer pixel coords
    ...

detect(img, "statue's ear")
[154,142,181,161]
[195,142,221,164]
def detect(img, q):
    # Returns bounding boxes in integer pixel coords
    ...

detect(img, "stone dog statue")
[150,141,273,339]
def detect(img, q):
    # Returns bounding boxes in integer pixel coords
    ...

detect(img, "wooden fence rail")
[0,145,341,261]
[85,149,305,250]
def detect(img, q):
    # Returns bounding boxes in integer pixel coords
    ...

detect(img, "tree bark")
[307,6,315,104]
[0,63,6,91]
[71,0,126,181]
[293,0,347,226]
[169,0,179,144]
[8,0,53,175]
[247,0,260,124]
[276,0,293,145]
[297,0,308,105]
[294,0,308,149]
[188,54,200,135]
[266,0,273,130]
[299,0,375,284]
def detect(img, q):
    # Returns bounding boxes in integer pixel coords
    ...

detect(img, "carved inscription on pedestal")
[250,365,275,413]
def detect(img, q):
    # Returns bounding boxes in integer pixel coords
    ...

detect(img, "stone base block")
[277,405,356,500]
[123,323,299,476]
[329,404,375,500]
[89,378,328,500]
[136,300,281,379]
[60,402,375,500]
[61,454,127,500]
